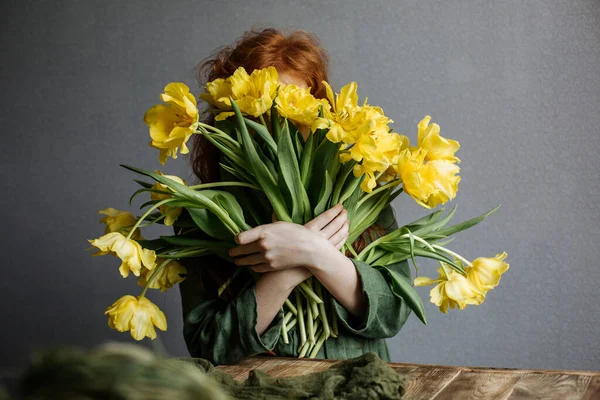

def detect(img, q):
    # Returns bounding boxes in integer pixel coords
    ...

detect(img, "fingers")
[250,264,271,273]
[333,238,347,250]
[234,253,266,266]
[329,221,349,249]
[235,225,266,245]
[229,241,264,257]
[305,203,344,231]
[320,209,348,239]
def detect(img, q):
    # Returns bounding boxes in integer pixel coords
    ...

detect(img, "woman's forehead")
[278,71,308,89]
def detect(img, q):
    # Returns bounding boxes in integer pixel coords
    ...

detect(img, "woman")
[180,28,412,365]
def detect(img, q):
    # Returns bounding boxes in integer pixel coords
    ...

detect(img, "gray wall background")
[2,0,600,377]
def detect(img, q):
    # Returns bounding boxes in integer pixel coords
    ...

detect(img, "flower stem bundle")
[88,67,509,357]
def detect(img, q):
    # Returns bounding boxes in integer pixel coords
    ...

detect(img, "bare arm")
[231,204,365,335]
[254,268,310,335]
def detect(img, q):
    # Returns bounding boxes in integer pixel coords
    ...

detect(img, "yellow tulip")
[421,159,461,208]
[312,81,365,143]
[275,84,330,127]
[105,295,167,340]
[395,148,436,207]
[98,208,142,240]
[415,266,484,313]
[466,252,509,293]
[144,83,199,164]
[200,66,279,120]
[417,115,460,163]
[88,232,156,278]
[150,171,186,226]
[137,258,187,292]
[395,148,460,209]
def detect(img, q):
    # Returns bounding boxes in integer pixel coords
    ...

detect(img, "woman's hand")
[305,204,349,250]
[229,204,349,273]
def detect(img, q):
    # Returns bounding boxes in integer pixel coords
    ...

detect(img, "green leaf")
[219,162,255,184]
[404,208,445,229]
[160,235,232,249]
[314,171,333,216]
[412,205,457,236]
[407,229,419,274]
[270,104,282,144]
[299,133,316,186]
[434,205,500,237]
[376,265,426,324]
[276,119,310,223]
[290,122,304,162]
[134,179,153,189]
[342,176,363,223]
[306,139,340,206]
[212,192,251,231]
[379,243,466,274]
[215,119,238,139]
[230,99,292,222]
[120,165,241,234]
[331,162,354,206]
[137,238,170,251]
[349,189,391,244]
[244,117,277,154]
[187,207,234,241]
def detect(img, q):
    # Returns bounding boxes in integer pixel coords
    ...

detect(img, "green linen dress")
[179,205,412,365]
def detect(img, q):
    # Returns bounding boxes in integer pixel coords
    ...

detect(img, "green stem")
[285,298,298,316]
[126,199,174,240]
[298,282,323,304]
[330,303,339,337]
[295,290,307,345]
[188,181,261,192]
[157,249,211,259]
[197,122,238,142]
[286,317,298,332]
[139,258,171,299]
[314,282,330,338]
[356,234,388,261]
[306,303,315,343]
[281,312,289,344]
[357,181,401,207]
[298,340,310,358]
[309,329,329,359]
[138,213,166,228]
[440,262,453,279]
[402,233,436,251]
[259,114,268,129]
[432,245,472,267]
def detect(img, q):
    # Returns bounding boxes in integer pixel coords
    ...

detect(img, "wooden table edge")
[216,356,600,377]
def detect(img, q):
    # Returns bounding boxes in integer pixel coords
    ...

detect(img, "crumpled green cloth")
[186,352,406,400]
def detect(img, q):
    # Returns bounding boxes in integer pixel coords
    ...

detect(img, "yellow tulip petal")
[414,276,439,286]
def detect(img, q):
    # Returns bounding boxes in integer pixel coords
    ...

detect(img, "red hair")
[191,28,329,184]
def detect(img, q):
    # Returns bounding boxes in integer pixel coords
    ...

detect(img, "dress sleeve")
[179,257,284,365]
[331,205,413,339]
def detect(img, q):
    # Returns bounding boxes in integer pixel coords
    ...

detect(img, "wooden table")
[218,357,600,399]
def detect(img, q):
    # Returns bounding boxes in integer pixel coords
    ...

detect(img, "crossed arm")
[228,204,367,335]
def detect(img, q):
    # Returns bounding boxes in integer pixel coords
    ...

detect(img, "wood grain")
[582,376,600,400]
[401,367,460,399]
[216,356,600,399]
[432,371,522,400]
[507,373,592,400]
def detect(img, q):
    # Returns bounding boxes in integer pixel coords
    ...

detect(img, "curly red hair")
[191,28,329,184]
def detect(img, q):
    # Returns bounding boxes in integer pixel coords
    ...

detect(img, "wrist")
[263,269,306,292]
[308,238,349,274]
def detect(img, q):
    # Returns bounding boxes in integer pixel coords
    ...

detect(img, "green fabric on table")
[187,352,406,400]
[180,205,413,365]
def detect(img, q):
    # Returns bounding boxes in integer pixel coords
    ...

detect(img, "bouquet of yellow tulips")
[88,66,509,357]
